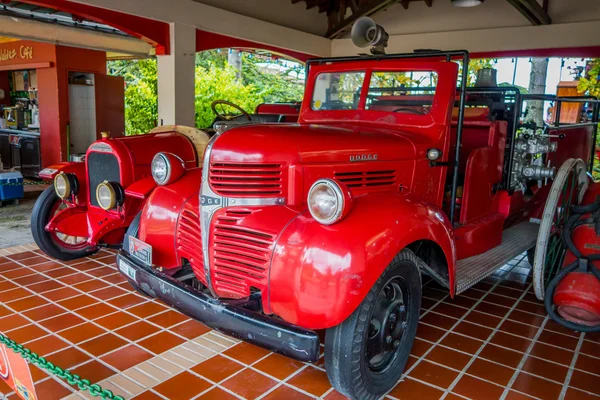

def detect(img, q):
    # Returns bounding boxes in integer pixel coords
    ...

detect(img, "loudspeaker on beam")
[351,16,389,55]
[475,68,498,87]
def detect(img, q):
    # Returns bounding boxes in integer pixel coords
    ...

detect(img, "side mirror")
[351,16,389,55]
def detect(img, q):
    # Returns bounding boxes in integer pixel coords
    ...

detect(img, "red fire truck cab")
[116,49,597,399]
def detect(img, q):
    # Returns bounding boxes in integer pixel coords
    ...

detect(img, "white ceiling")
[191,0,328,36]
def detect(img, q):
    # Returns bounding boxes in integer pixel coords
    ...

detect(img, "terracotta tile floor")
[0,247,599,400]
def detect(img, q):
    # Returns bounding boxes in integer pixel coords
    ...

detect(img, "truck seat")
[148,125,210,165]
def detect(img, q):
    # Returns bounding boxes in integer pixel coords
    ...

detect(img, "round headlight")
[54,173,70,199]
[151,153,170,185]
[151,152,186,186]
[96,181,123,210]
[308,179,348,225]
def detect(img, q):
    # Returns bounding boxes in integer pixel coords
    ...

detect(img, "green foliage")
[108,58,158,135]
[576,59,600,179]
[109,51,305,135]
[196,50,227,70]
[194,64,261,128]
[458,59,496,87]
[578,59,600,99]
[241,54,304,103]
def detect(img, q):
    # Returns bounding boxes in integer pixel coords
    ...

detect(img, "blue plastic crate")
[0,171,24,201]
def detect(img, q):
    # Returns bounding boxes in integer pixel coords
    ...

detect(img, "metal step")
[455,221,539,294]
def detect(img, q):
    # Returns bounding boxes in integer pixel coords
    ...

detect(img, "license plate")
[129,236,152,267]
[118,258,137,281]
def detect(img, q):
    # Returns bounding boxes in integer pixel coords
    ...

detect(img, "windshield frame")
[300,59,459,129]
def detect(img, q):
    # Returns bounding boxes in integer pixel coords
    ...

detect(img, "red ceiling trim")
[196,29,316,63]
[15,0,170,55]
[472,46,600,59]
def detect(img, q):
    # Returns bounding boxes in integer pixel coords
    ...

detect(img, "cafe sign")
[0,45,34,62]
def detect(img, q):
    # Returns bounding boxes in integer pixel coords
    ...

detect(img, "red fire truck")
[114,22,599,399]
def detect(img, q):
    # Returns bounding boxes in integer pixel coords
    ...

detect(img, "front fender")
[268,193,456,330]
[39,162,87,204]
[39,162,85,180]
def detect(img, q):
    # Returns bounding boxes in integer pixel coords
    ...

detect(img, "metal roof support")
[506,0,552,25]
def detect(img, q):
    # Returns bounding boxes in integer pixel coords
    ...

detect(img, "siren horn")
[351,16,389,55]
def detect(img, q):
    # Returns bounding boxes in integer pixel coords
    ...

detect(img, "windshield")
[312,72,365,110]
[311,70,438,115]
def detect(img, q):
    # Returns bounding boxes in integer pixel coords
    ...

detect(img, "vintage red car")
[115,25,599,400]
[30,127,207,260]
[31,101,300,261]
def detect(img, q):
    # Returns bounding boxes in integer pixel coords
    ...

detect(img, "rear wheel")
[31,187,96,261]
[325,249,421,400]
[533,159,588,300]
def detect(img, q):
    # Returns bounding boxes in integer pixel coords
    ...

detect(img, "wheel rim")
[366,277,409,373]
[533,158,588,300]
[48,201,89,251]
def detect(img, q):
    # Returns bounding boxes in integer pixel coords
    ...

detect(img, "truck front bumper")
[116,252,321,363]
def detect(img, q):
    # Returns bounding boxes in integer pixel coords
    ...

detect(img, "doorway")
[68,72,97,157]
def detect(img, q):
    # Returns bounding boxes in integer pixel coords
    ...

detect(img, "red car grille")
[212,210,274,297]
[176,200,206,286]
[209,163,284,197]
[334,170,397,188]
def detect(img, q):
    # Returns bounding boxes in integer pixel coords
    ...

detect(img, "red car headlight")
[54,172,79,199]
[151,152,185,186]
[308,179,352,225]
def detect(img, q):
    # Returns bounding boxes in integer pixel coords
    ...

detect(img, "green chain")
[0,333,124,400]
[0,181,52,186]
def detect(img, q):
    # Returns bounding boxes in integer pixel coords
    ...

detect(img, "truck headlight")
[308,179,351,225]
[96,181,124,210]
[54,172,78,199]
[151,152,185,186]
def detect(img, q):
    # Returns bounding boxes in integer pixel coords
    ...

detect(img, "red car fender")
[138,168,203,270]
[39,162,85,180]
[125,177,157,200]
[46,204,89,238]
[267,192,456,330]
[39,162,88,204]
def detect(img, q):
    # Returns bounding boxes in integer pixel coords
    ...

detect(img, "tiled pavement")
[0,246,598,400]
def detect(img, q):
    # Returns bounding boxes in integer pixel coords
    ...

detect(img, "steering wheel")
[392,107,427,115]
[211,100,251,121]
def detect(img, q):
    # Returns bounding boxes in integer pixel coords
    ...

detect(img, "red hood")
[210,123,416,165]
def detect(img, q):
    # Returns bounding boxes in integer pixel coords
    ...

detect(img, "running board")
[455,221,539,295]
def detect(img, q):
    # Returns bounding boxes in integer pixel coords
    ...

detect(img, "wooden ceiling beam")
[293,0,433,37]
[506,0,551,25]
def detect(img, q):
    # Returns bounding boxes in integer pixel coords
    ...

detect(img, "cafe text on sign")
[0,46,34,62]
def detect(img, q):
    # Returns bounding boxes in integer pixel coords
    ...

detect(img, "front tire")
[325,249,422,400]
[31,187,96,261]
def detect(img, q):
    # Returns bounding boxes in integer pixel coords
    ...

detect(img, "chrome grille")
[209,163,284,197]
[176,200,205,285]
[212,210,274,297]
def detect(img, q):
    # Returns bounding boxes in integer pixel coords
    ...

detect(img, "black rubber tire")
[325,249,422,400]
[31,186,97,261]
